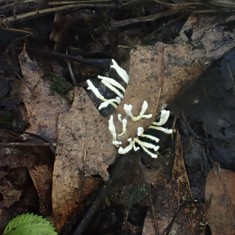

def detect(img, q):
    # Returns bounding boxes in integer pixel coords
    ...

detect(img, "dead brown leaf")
[29,164,53,215]
[205,167,235,235]
[177,16,235,61]
[52,87,116,229]
[17,47,69,142]
[0,130,55,230]
[0,179,22,208]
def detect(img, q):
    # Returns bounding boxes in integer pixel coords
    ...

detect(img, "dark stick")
[28,48,112,70]
[72,184,108,235]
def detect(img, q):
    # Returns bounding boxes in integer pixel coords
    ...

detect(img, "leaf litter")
[16,15,235,232]
[0,129,54,230]
[1,3,235,234]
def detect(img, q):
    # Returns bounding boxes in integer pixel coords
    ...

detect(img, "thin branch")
[0,3,116,24]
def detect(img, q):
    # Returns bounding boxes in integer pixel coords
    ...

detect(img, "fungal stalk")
[87,59,129,111]
[124,101,152,122]
[113,109,173,158]
[110,59,129,83]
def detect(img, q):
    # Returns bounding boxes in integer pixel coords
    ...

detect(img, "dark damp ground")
[0,1,235,234]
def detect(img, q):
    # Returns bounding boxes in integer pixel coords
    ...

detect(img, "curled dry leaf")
[18,47,69,142]
[28,165,53,215]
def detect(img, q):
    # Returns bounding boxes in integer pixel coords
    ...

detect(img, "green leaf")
[3,213,57,235]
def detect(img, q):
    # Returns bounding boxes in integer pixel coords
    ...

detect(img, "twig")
[66,50,77,85]
[28,48,112,70]
[111,9,178,29]
[0,3,116,24]
[110,1,229,29]
[49,0,131,5]
[0,142,55,147]
[148,193,159,235]
[72,184,108,235]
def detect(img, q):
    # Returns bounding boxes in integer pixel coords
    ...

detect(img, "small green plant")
[3,213,57,235]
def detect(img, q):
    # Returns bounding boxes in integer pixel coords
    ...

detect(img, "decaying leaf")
[0,180,22,208]
[28,165,53,215]
[205,167,235,235]
[17,47,69,142]
[52,87,116,229]
[176,16,235,61]
[142,132,204,235]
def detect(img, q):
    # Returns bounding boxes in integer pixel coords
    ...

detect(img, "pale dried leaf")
[55,87,116,179]
[177,16,235,61]
[17,47,69,141]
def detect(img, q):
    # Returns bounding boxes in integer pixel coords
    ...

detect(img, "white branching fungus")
[87,59,129,111]
[101,80,124,98]
[115,109,173,158]
[118,139,134,154]
[117,133,159,158]
[98,75,125,92]
[87,79,120,110]
[149,110,173,134]
[139,101,152,119]
[153,110,170,126]
[117,114,127,136]
[134,137,159,151]
[98,97,121,110]
[87,79,106,101]
[108,115,116,141]
[124,101,152,121]
[135,143,158,159]
[108,115,122,147]
[137,127,159,143]
[87,58,173,159]
[137,127,144,136]
[149,125,173,134]
[110,59,129,84]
